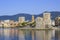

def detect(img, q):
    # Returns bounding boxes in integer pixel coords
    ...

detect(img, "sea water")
[0,28,58,40]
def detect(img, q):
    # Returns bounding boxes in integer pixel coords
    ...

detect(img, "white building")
[4,20,10,23]
[43,12,51,28]
[35,17,44,29]
[3,20,10,27]
[19,17,25,23]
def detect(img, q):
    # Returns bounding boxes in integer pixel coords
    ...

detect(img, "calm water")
[0,28,59,40]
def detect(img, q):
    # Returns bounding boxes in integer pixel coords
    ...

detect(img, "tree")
[30,22,36,28]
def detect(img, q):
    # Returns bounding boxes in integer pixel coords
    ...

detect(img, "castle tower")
[31,15,35,22]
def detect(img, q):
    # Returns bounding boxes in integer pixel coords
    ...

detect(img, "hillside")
[0,11,60,21]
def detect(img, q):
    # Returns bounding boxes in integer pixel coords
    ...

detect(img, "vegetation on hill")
[17,22,36,28]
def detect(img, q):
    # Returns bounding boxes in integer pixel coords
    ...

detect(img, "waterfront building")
[4,20,10,23]
[35,17,44,28]
[18,17,25,23]
[9,20,15,27]
[3,20,10,27]
[43,12,51,28]
[3,22,9,27]
[0,20,16,27]
[55,17,60,26]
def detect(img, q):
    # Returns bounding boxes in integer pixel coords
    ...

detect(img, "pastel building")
[3,20,10,27]
[43,12,51,28]
[18,17,25,23]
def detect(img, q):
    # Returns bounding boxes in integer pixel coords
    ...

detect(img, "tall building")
[31,15,35,22]
[19,17,25,23]
[43,12,51,28]
[35,17,44,28]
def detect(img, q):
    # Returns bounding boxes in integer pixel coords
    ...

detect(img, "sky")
[0,0,60,16]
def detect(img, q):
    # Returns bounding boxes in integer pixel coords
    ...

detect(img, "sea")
[0,27,59,40]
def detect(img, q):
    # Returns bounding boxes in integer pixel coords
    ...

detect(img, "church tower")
[32,15,35,22]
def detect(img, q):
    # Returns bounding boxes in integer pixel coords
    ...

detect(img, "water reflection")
[0,28,4,40]
[18,30,25,40]
[55,30,60,40]
[0,28,59,40]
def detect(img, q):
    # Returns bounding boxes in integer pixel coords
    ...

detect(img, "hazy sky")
[0,0,60,16]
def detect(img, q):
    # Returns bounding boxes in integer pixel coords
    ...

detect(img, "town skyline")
[0,0,60,40]
[0,9,60,40]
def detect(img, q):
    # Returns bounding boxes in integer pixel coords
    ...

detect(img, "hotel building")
[18,17,25,23]
[43,12,51,28]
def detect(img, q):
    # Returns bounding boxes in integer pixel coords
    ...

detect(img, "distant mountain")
[0,11,60,21]
[50,11,60,20]
[39,11,60,20]
[0,13,33,21]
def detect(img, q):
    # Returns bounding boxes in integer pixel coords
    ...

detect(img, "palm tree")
[17,22,28,28]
